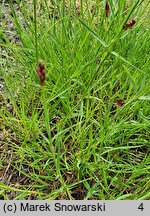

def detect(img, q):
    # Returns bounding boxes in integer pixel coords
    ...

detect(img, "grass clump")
[0,0,150,200]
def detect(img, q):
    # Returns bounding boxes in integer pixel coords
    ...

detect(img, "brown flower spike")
[36,60,46,86]
[123,19,136,30]
[105,2,110,18]
[116,99,124,106]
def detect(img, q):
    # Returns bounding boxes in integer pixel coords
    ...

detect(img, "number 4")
[138,203,144,211]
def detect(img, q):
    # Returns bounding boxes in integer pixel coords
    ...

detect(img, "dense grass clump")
[0,0,150,200]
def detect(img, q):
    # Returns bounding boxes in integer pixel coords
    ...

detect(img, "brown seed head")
[36,60,46,86]
[123,19,136,30]
[105,2,110,18]
[116,99,124,106]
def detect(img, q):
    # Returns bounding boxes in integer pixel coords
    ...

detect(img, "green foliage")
[0,0,150,200]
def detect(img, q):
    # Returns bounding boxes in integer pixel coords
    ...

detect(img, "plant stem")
[33,0,38,62]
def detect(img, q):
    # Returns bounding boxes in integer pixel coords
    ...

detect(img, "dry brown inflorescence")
[36,60,46,86]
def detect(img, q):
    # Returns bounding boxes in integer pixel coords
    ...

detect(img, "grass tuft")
[0,0,150,200]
